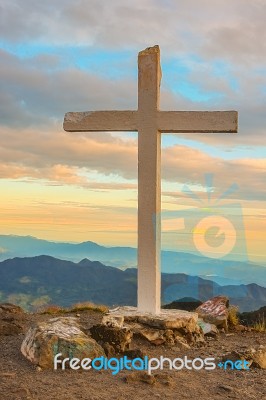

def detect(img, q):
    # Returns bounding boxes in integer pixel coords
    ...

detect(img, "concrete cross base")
[101,306,204,349]
[101,307,204,347]
[106,306,198,330]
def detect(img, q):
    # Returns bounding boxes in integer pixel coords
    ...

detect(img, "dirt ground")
[0,310,265,400]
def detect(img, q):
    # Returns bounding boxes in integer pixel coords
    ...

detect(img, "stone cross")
[64,45,238,315]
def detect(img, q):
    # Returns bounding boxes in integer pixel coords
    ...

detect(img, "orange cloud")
[0,125,265,202]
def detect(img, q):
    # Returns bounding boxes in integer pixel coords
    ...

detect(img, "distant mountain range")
[0,235,265,287]
[0,255,265,312]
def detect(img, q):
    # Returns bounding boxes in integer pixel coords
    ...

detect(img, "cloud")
[0,49,138,128]
[0,123,265,201]
[1,1,265,61]
[1,46,266,149]
[0,123,138,188]
[1,0,266,149]
[162,145,266,202]
[0,0,265,201]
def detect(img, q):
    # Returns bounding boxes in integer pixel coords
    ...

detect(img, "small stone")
[125,371,156,385]
[102,342,116,357]
[197,319,219,337]
[218,384,233,392]
[137,326,166,344]
[10,387,31,399]
[151,338,165,346]
[155,373,174,386]
[102,314,124,328]
[123,349,146,359]
[174,336,191,349]
[0,372,16,377]
[234,324,247,332]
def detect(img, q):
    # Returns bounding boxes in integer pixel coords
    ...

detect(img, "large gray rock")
[21,317,104,369]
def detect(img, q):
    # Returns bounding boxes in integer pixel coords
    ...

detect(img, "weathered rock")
[0,372,16,378]
[21,317,104,369]
[135,325,168,344]
[0,303,24,314]
[0,319,23,335]
[145,313,196,330]
[234,324,248,332]
[102,342,116,357]
[126,371,174,386]
[196,296,229,329]
[102,314,124,328]
[8,386,31,400]
[218,385,234,393]
[197,319,219,337]
[0,303,25,335]
[221,346,266,369]
[155,373,175,386]
[173,336,191,349]
[144,327,174,345]
[90,324,132,353]
[128,321,192,347]
[123,348,146,359]
[249,346,266,369]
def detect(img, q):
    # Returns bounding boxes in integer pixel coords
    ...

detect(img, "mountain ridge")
[0,235,265,287]
[0,255,265,312]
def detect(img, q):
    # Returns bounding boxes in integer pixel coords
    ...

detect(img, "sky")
[0,0,265,265]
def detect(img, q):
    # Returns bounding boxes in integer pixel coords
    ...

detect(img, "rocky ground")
[0,307,265,400]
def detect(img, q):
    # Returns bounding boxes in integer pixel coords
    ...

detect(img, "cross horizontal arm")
[64,111,138,132]
[158,111,238,133]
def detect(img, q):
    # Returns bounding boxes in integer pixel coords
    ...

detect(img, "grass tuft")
[39,302,108,315]
[69,302,109,314]
[228,305,240,327]
[252,314,266,332]
[39,305,68,315]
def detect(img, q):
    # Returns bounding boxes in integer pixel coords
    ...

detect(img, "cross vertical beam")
[137,46,161,314]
